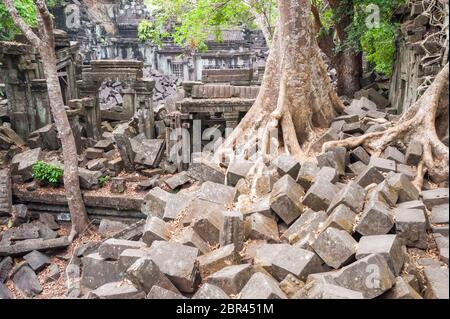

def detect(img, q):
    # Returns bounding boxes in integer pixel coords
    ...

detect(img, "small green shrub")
[32,161,64,186]
[99,175,111,187]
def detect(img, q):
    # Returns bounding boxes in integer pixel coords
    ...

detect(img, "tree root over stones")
[323,63,449,184]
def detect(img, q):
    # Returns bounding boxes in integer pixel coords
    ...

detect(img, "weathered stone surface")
[386,173,419,203]
[44,264,60,283]
[327,181,367,214]
[207,264,255,295]
[244,213,279,243]
[240,272,287,299]
[383,146,405,164]
[220,211,244,251]
[356,235,405,276]
[81,253,121,290]
[99,239,147,261]
[126,257,179,293]
[270,174,304,224]
[11,148,43,181]
[317,147,346,176]
[315,167,338,184]
[0,169,12,216]
[369,157,396,173]
[192,283,230,299]
[197,244,240,279]
[308,254,395,299]
[281,210,327,245]
[422,188,449,210]
[187,156,225,184]
[89,281,145,299]
[148,241,199,293]
[110,177,127,194]
[39,213,59,230]
[87,158,108,171]
[355,201,394,236]
[163,192,194,221]
[433,233,449,264]
[354,166,385,187]
[367,180,398,207]
[117,248,152,272]
[430,204,449,225]
[312,227,357,269]
[0,256,12,283]
[405,140,423,166]
[172,228,210,255]
[78,168,102,190]
[165,172,191,190]
[4,223,40,241]
[274,155,301,179]
[131,135,165,168]
[310,128,340,153]
[0,237,70,257]
[227,160,254,186]
[141,187,173,218]
[394,208,427,249]
[146,286,187,299]
[107,158,124,175]
[198,181,237,206]
[296,161,320,191]
[86,148,104,160]
[0,282,12,299]
[142,216,170,245]
[350,147,370,165]
[296,279,364,299]
[302,180,339,212]
[382,276,422,299]
[192,209,224,246]
[23,250,51,272]
[342,122,366,134]
[255,244,326,281]
[94,139,115,152]
[98,219,128,237]
[279,273,304,298]
[423,266,449,299]
[348,161,367,176]
[323,205,357,234]
[12,264,42,297]
[397,200,426,213]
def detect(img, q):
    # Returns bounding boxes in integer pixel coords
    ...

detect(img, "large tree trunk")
[3,0,90,237]
[335,50,363,98]
[218,0,344,163]
[324,63,450,184]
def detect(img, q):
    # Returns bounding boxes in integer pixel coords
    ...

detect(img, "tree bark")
[218,0,344,163]
[3,0,90,237]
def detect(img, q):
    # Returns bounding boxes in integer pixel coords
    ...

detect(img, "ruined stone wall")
[389,0,449,114]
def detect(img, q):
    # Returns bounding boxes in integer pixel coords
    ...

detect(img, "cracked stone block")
[244,213,280,243]
[192,209,224,246]
[242,194,274,219]
[367,180,398,207]
[430,204,449,225]
[126,257,180,294]
[327,181,367,214]
[296,161,320,191]
[397,200,426,213]
[142,216,170,245]
[395,208,427,249]
[89,281,145,299]
[240,272,287,299]
[81,253,122,290]
[423,266,449,299]
[296,279,364,299]
[369,156,396,173]
[227,160,254,186]
[255,244,326,281]
[192,283,230,299]
[355,201,394,236]
[386,173,419,203]
[23,250,51,272]
[117,248,152,272]
[348,161,367,176]
[405,140,423,166]
[382,146,405,164]
[270,175,304,225]
[5,223,40,241]
[198,181,237,206]
[78,168,102,190]
[323,205,357,234]
[311,227,357,269]
[279,274,304,298]
[381,276,422,299]
[141,187,173,218]
[164,171,191,190]
[147,286,187,299]
[11,148,43,181]
[220,211,244,251]
[422,188,449,210]
[207,264,255,295]
[172,228,210,255]
[317,147,346,176]
[182,198,225,226]
[281,210,327,245]
[148,241,199,293]
[98,239,147,261]
[356,235,405,276]
[274,154,301,179]
[163,192,194,222]
[302,179,339,212]
[12,263,42,297]
[197,244,240,279]
[307,254,395,299]
[350,147,370,165]
[187,155,225,184]
[355,166,385,187]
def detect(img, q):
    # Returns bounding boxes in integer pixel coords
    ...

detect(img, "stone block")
[430,204,449,225]
[382,276,422,299]
[98,239,147,261]
[383,146,405,164]
[197,244,240,279]
[240,272,287,299]
[405,140,423,166]
[142,216,170,245]
[192,209,224,246]
[198,181,236,206]
[350,147,370,165]
[369,156,396,173]
[89,281,145,299]
[422,188,449,210]
[227,160,254,186]
[78,168,102,190]
[322,205,357,234]
[302,180,339,212]
[220,211,244,251]
[394,208,427,249]
[141,187,173,218]
[386,173,419,203]
[146,286,187,299]
[317,147,346,176]
[296,161,320,191]
[117,248,152,272]
[269,175,304,225]
[12,263,42,297]
[354,166,384,187]
[207,264,255,295]
[244,213,280,243]
[281,210,327,245]
[367,180,398,207]
[423,266,449,299]
[274,154,301,179]
[23,250,51,272]
[172,228,210,255]
[355,201,394,236]
[327,181,367,214]
[11,148,43,181]
[81,253,122,290]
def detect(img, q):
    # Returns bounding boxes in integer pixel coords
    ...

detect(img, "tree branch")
[1,0,42,46]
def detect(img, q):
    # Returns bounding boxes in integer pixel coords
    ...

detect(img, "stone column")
[81,97,101,140]
[223,111,240,129]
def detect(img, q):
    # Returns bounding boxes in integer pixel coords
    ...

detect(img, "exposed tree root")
[323,63,449,183]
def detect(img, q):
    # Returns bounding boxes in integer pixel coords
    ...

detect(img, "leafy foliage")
[98,175,110,187]
[32,161,64,186]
